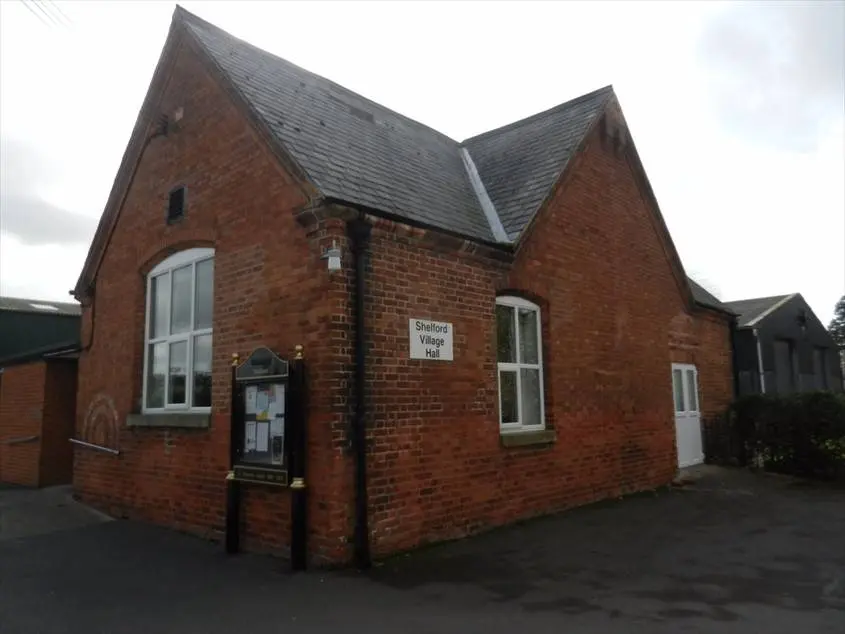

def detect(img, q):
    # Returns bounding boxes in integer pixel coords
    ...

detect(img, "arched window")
[143,248,214,412]
[495,296,545,430]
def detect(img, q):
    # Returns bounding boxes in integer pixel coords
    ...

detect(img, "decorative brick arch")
[137,235,216,278]
[494,287,550,314]
[82,393,120,451]
[669,310,698,357]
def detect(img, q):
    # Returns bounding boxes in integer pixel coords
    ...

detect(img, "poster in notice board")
[241,383,286,467]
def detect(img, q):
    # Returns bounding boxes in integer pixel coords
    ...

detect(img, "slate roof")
[0,296,81,316]
[723,294,795,328]
[463,88,613,240]
[177,8,611,244]
[181,10,494,242]
[76,7,710,314]
[687,279,731,313]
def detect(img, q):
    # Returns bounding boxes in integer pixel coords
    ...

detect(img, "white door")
[672,363,703,468]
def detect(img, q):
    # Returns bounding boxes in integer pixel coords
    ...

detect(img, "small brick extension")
[0,360,77,487]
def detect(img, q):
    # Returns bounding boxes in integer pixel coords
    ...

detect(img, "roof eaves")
[0,340,82,368]
[686,279,735,316]
[42,346,82,360]
[459,148,510,243]
[694,300,737,318]
[744,293,799,328]
[320,196,513,253]
[0,309,81,318]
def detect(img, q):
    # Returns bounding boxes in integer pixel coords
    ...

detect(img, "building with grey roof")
[724,293,842,395]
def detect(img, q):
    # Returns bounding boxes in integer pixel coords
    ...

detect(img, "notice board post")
[225,345,307,570]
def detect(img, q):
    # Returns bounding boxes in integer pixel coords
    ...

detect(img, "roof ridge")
[0,295,80,306]
[723,293,799,328]
[459,148,509,242]
[460,85,615,145]
[743,293,798,327]
[723,293,794,306]
[174,6,462,146]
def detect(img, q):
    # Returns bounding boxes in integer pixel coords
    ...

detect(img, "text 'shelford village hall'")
[409,319,454,361]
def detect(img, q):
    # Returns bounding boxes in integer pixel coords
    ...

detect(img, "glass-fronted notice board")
[243,382,285,466]
[227,345,306,564]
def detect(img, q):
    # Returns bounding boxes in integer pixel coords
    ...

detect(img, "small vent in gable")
[167,186,186,224]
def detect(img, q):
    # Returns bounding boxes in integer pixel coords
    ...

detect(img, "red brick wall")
[39,360,78,486]
[0,362,46,487]
[76,31,733,564]
[362,124,734,556]
[74,32,353,563]
[363,225,507,550]
[669,310,734,424]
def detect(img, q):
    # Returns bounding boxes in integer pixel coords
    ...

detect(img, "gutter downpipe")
[754,328,766,394]
[348,215,372,569]
[729,317,740,398]
[70,118,172,342]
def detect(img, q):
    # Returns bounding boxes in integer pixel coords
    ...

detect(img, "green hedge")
[726,392,845,480]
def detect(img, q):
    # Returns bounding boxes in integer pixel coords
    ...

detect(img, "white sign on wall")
[409,318,454,361]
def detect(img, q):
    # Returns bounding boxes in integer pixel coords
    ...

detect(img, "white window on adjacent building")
[495,296,545,431]
[143,248,214,413]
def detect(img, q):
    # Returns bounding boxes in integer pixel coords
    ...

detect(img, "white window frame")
[496,296,545,432]
[671,363,699,416]
[142,247,215,414]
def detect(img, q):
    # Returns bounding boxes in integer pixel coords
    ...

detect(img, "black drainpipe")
[348,215,372,569]
[728,316,740,398]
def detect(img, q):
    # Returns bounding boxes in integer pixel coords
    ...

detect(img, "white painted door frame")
[672,363,704,468]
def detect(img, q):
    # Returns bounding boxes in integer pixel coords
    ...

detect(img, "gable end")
[73,10,320,300]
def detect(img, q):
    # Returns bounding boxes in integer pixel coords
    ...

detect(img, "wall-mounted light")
[321,240,342,272]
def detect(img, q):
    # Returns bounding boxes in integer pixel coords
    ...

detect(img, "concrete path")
[0,484,110,542]
[0,468,843,633]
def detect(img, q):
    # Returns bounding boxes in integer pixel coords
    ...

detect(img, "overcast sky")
[0,0,843,322]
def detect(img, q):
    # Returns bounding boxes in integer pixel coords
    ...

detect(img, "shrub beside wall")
[706,392,845,481]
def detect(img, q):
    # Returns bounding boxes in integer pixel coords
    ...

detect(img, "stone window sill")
[127,413,211,429]
[500,428,557,448]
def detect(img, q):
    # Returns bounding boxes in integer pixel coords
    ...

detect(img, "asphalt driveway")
[0,467,843,633]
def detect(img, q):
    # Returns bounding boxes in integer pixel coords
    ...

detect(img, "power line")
[41,0,72,27]
[19,0,52,27]
[20,0,71,29]
[30,1,60,27]
[31,0,63,28]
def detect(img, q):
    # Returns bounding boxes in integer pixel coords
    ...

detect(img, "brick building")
[0,297,81,487]
[70,7,735,565]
